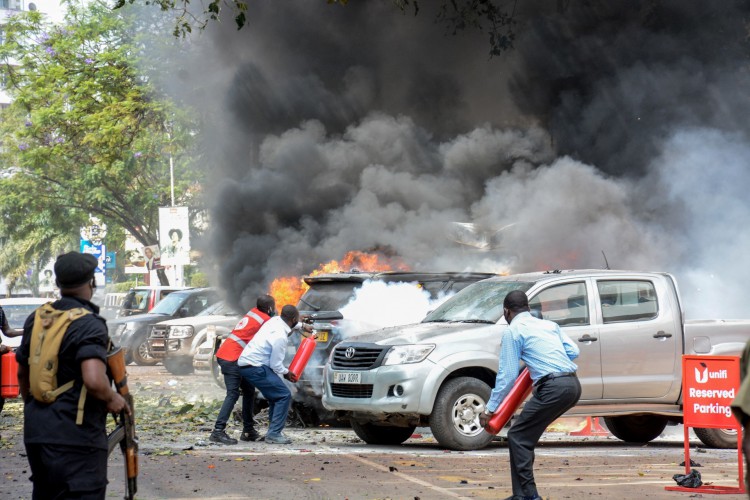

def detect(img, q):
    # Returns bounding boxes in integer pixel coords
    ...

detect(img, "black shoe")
[209,430,238,445]
[240,429,261,442]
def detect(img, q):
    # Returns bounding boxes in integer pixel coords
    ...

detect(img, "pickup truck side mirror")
[178,307,189,318]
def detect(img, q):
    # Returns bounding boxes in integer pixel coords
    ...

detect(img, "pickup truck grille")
[331,344,388,369]
[331,384,373,398]
[150,325,169,338]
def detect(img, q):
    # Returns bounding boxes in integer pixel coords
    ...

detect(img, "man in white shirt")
[238,305,313,444]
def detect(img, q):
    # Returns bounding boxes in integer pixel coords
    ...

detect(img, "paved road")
[2,365,746,499]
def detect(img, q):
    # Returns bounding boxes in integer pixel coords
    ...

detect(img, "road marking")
[346,453,474,500]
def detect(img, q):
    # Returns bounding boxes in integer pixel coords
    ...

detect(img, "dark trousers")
[507,375,582,498]
[239,364,291,437]
[214,357,256,432]
[25,443,108,500]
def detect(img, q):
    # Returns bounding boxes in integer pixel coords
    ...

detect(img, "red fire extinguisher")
[287,336,317,383]
[484,367,533,435]
[1,351,20,398]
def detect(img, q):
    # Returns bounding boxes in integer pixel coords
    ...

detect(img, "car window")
[157,289,178,304]
[183,293,218,316]
[597,280,658,323]
[423,281,533,323]
[528,282,589,327]
[3,304,44,329]
[297,282,362,311]
[121,290,149,312]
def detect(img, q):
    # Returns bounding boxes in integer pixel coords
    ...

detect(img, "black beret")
[54,252,97,288]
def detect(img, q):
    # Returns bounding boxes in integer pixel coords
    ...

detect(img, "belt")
[535,371,576,387]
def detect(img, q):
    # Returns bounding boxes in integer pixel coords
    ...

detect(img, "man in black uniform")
[16,252,129,500]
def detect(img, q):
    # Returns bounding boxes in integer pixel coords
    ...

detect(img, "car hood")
[108,313,174,326]
[342,321,495,346]
[154,315,240,328]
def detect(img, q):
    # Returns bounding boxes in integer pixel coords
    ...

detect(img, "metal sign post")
[665,355,745,494]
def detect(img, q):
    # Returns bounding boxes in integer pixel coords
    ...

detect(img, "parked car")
[108,287,220,365]
[99,292,126,321]
[116,285,188,318]
[0,297,49,348]
[323,269,750,450]
[147,301,242,375]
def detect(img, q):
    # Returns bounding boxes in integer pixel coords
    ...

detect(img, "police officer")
[16,252,129,500]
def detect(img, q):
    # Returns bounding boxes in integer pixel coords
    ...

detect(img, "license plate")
[316,331,329,342]
[332,371,361,384]
[150,339,165,347]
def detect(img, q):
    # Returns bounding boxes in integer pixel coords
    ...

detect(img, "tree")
[0,0,203,285]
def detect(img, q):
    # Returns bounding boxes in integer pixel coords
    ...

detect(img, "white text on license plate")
[333,372,361,384]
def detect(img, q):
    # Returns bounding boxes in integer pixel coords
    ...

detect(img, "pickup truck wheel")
[164,358,194,375]
[429,377,494,451]
[603,415,667,443]
[350,421,417,445]
[694,427,737,449]
[132,334,159,366]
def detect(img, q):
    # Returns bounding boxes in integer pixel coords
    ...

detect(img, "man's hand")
[107,391,131,415]
[478,411,490,428]
[0,344,9,354]
[283,372,292,381]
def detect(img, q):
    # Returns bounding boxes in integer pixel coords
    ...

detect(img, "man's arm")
[485,330,521,413]
[268,336,288,376]
[2,316,23,337]
[18,363,30,401]
[558,325,580,361]
[81,358,130,414]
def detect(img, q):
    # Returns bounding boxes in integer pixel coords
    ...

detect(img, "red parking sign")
[683,355,740,428]
[666,355,744,494]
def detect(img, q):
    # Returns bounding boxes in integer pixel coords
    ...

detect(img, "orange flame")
[268,251,408,307]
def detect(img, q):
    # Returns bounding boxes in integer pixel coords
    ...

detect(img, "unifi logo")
[695,366,708,384]
[694,365,728,384]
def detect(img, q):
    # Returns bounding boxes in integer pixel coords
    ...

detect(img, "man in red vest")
[209,294,276,445]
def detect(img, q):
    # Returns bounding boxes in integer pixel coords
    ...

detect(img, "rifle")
[107,345,138,500]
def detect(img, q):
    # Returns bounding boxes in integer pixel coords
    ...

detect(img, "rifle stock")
[107,346,138,500]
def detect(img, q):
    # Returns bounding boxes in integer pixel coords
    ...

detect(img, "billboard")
[159,206,190,266]
[123,233,147,274]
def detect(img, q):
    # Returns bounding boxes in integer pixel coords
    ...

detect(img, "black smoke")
[165,1,750,318]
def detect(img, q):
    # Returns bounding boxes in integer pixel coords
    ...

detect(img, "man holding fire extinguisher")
[209,294,276,445]
[479,290,581,500]
[237,305,314,445]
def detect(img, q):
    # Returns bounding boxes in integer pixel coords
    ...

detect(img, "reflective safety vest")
[216,308,269,362]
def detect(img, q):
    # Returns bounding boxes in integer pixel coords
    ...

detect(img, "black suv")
[292,271,497,423]
[108,287,221,365]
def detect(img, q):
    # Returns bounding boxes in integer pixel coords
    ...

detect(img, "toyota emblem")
[345,347,356,359]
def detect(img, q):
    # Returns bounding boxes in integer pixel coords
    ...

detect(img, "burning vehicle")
[290,270,496,423]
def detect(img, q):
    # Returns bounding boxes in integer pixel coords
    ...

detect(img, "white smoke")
[337,280,454,337]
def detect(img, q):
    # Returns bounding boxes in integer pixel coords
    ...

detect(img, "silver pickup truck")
[322,270,750,450]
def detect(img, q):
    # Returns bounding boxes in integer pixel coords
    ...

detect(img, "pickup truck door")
[528,280,603,400]
[596,278,680,400]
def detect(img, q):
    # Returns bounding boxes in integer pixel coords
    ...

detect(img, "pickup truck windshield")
[423,281,533,323]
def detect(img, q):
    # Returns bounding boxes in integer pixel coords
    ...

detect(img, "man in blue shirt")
[238,305,313,444]
[479,290,581,500]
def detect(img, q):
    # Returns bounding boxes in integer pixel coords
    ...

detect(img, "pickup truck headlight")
[383,344,435,365]
[169,326,195,338]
